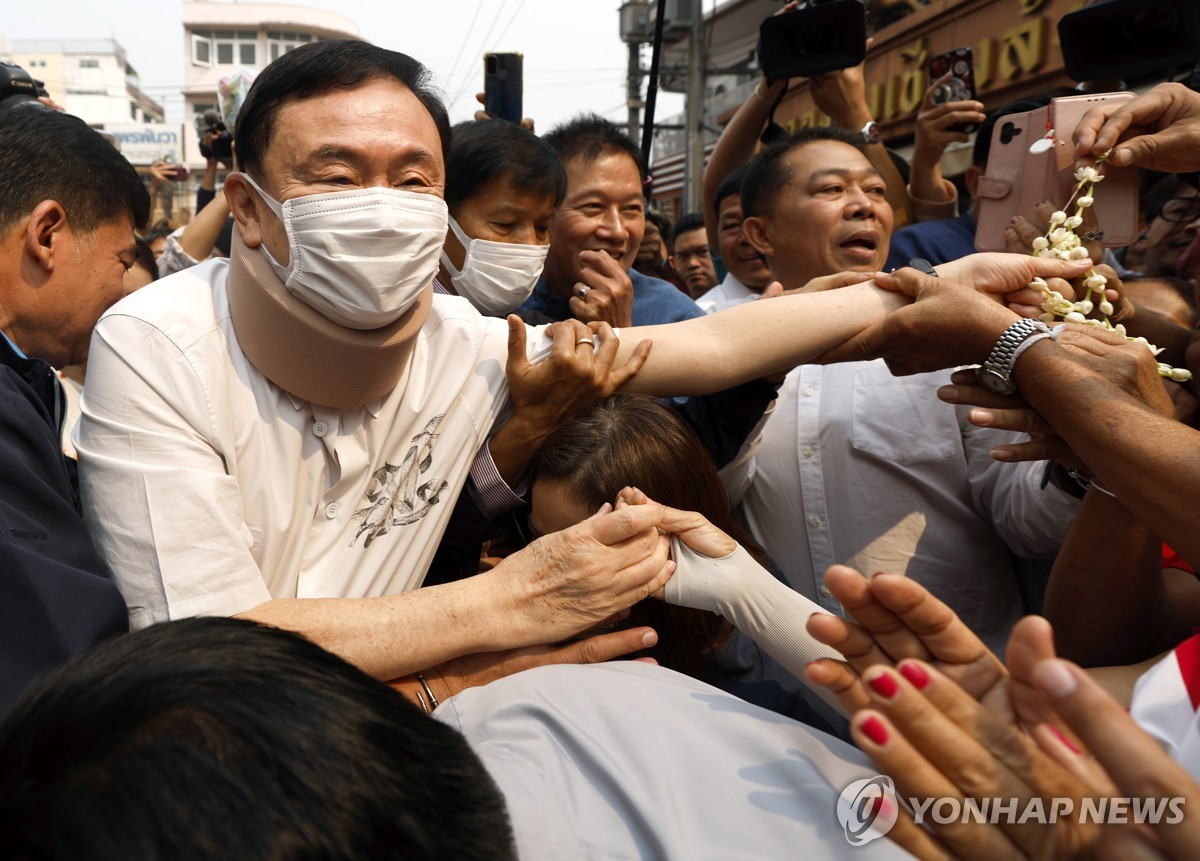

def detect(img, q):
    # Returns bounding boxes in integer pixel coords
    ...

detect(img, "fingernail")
[642,629,659,647]
[1117,147,1131,164]
[595,502,613,516]
[990,448,1013,462]
[1047,724,1081,755]
[867,672,899,699]
[969,408,994,426]
[899,662,930,690]
[1009,216,1021,226]
[1035,659,1078,697]
[939,386,959,402]
[860,715,889,746]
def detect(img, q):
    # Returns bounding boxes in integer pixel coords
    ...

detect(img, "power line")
[448,0,511,108]
[442,0,486,98]
[489,0,529,50]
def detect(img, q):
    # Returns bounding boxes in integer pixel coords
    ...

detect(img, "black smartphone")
[926,47,978,134]
[484,52,523,124]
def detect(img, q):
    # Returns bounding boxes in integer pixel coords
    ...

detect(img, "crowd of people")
[2,31,1200,860]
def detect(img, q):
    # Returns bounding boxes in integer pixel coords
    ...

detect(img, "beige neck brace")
[226,231,430,409]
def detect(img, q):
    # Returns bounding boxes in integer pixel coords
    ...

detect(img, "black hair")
[1141,172,1199,223]
[971,87,1079,169]
[542,113,647,184]
[671,211,707,249]
[645,208,672,242]
[1124,274,1199,321]
[0,617,514,861]
[445,120,567,213]
[0,109,149,234]
[235,40,451,182]
[740,126,865,219]
[713,164,750,216]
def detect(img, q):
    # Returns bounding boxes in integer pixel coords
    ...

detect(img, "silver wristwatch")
[976,319,1052,395]
[860,120,881,145]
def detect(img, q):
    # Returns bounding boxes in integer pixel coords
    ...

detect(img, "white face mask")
[439,216,550,316]
[240,173,448,330]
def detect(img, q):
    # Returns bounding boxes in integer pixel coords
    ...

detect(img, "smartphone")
[975,92,1138,252]
[484,52,523,124]
[168,165,189,182]
[926,47,978,134]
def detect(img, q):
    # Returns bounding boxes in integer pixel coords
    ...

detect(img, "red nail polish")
[867,673,898,699]
[899,662,930,690]
[1047,724,1081,755]
[861,715,889,746]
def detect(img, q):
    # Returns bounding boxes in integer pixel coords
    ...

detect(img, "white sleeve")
[76,312,271,629]
[959,408,1081,558]
[666,538,845,710]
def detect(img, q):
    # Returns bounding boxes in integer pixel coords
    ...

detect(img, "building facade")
[180,0,360,174]
[647,0,1140,216]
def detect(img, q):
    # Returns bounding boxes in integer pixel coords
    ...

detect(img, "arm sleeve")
[959,408,1082,558]
[0,370,128,706]
[76,313,272,629]
[666,538,844,710]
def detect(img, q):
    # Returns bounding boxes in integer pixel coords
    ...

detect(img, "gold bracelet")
[415,671,439,710]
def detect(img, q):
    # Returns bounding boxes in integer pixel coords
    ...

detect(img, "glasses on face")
[1157,197,1200,224]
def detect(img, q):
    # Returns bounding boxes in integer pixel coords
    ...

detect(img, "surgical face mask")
[241,173,448,330]
[439,216,550,316]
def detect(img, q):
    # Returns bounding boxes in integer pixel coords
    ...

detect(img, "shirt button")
[820,586,833,598]
[809,515,823,528]
[802,447,814,458]
[803,387,815,397]
[324,503,339,519]
[313,420,329,438]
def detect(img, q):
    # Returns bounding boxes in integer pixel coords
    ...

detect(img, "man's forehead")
[565,150,641,185]
[786,141,878,181]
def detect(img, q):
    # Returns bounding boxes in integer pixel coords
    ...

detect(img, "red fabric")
[1164,545,1196,575]
[1175,634,1200,711]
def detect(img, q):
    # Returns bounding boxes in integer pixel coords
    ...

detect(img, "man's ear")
[24,200,69,274]
[741,215,774,257]
[224,173,264,248]
[964,165,982,199]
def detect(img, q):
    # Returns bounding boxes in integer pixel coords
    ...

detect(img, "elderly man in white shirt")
[76,41,1089,697]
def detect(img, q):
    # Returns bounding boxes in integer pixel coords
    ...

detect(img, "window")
[193,30,257,67]
[79,58,99,69]
[192,33,211,66]
[267,31,312,62]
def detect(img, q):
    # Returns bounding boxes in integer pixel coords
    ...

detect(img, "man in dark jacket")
[0,107,147,705]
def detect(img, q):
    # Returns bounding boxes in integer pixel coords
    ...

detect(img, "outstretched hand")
[1074,82,1200,173]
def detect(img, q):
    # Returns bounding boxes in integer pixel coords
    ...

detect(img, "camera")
[195,109,234,166]
[0,62,53,113]
[757,0,867,81]
[1059,0,1200,83]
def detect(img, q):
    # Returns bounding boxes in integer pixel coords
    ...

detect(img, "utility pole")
[626,41,642,142]
[683,0,705,213]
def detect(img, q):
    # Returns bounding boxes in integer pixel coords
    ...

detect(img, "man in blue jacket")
[0,108,145,705]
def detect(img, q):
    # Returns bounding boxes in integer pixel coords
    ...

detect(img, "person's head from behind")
[0,109,148,367]
[741,127,893,288]
[0,617,514,861]
[713,165,774,292]
[123,235,159,294]
[528,394,732,677]
[224,39,451,329]
[541,113,647,293]
[670,211,718,296]
[440,119,566,315]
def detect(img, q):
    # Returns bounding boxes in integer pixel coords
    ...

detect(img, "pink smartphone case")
[974,92,1138,252]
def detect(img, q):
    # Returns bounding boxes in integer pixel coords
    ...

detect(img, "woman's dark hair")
[529,394,755,679]
[0,617,514,860]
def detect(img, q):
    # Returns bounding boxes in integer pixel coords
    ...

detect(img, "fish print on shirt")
[350,414,450,547]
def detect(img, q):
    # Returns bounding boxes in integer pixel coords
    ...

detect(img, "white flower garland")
[1028,158,1192,383]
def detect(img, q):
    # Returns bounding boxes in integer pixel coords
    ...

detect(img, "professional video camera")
[1059,0,1200,84]
[195,108,234,166]
[757,0,867,81]
[0,62,53,113]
